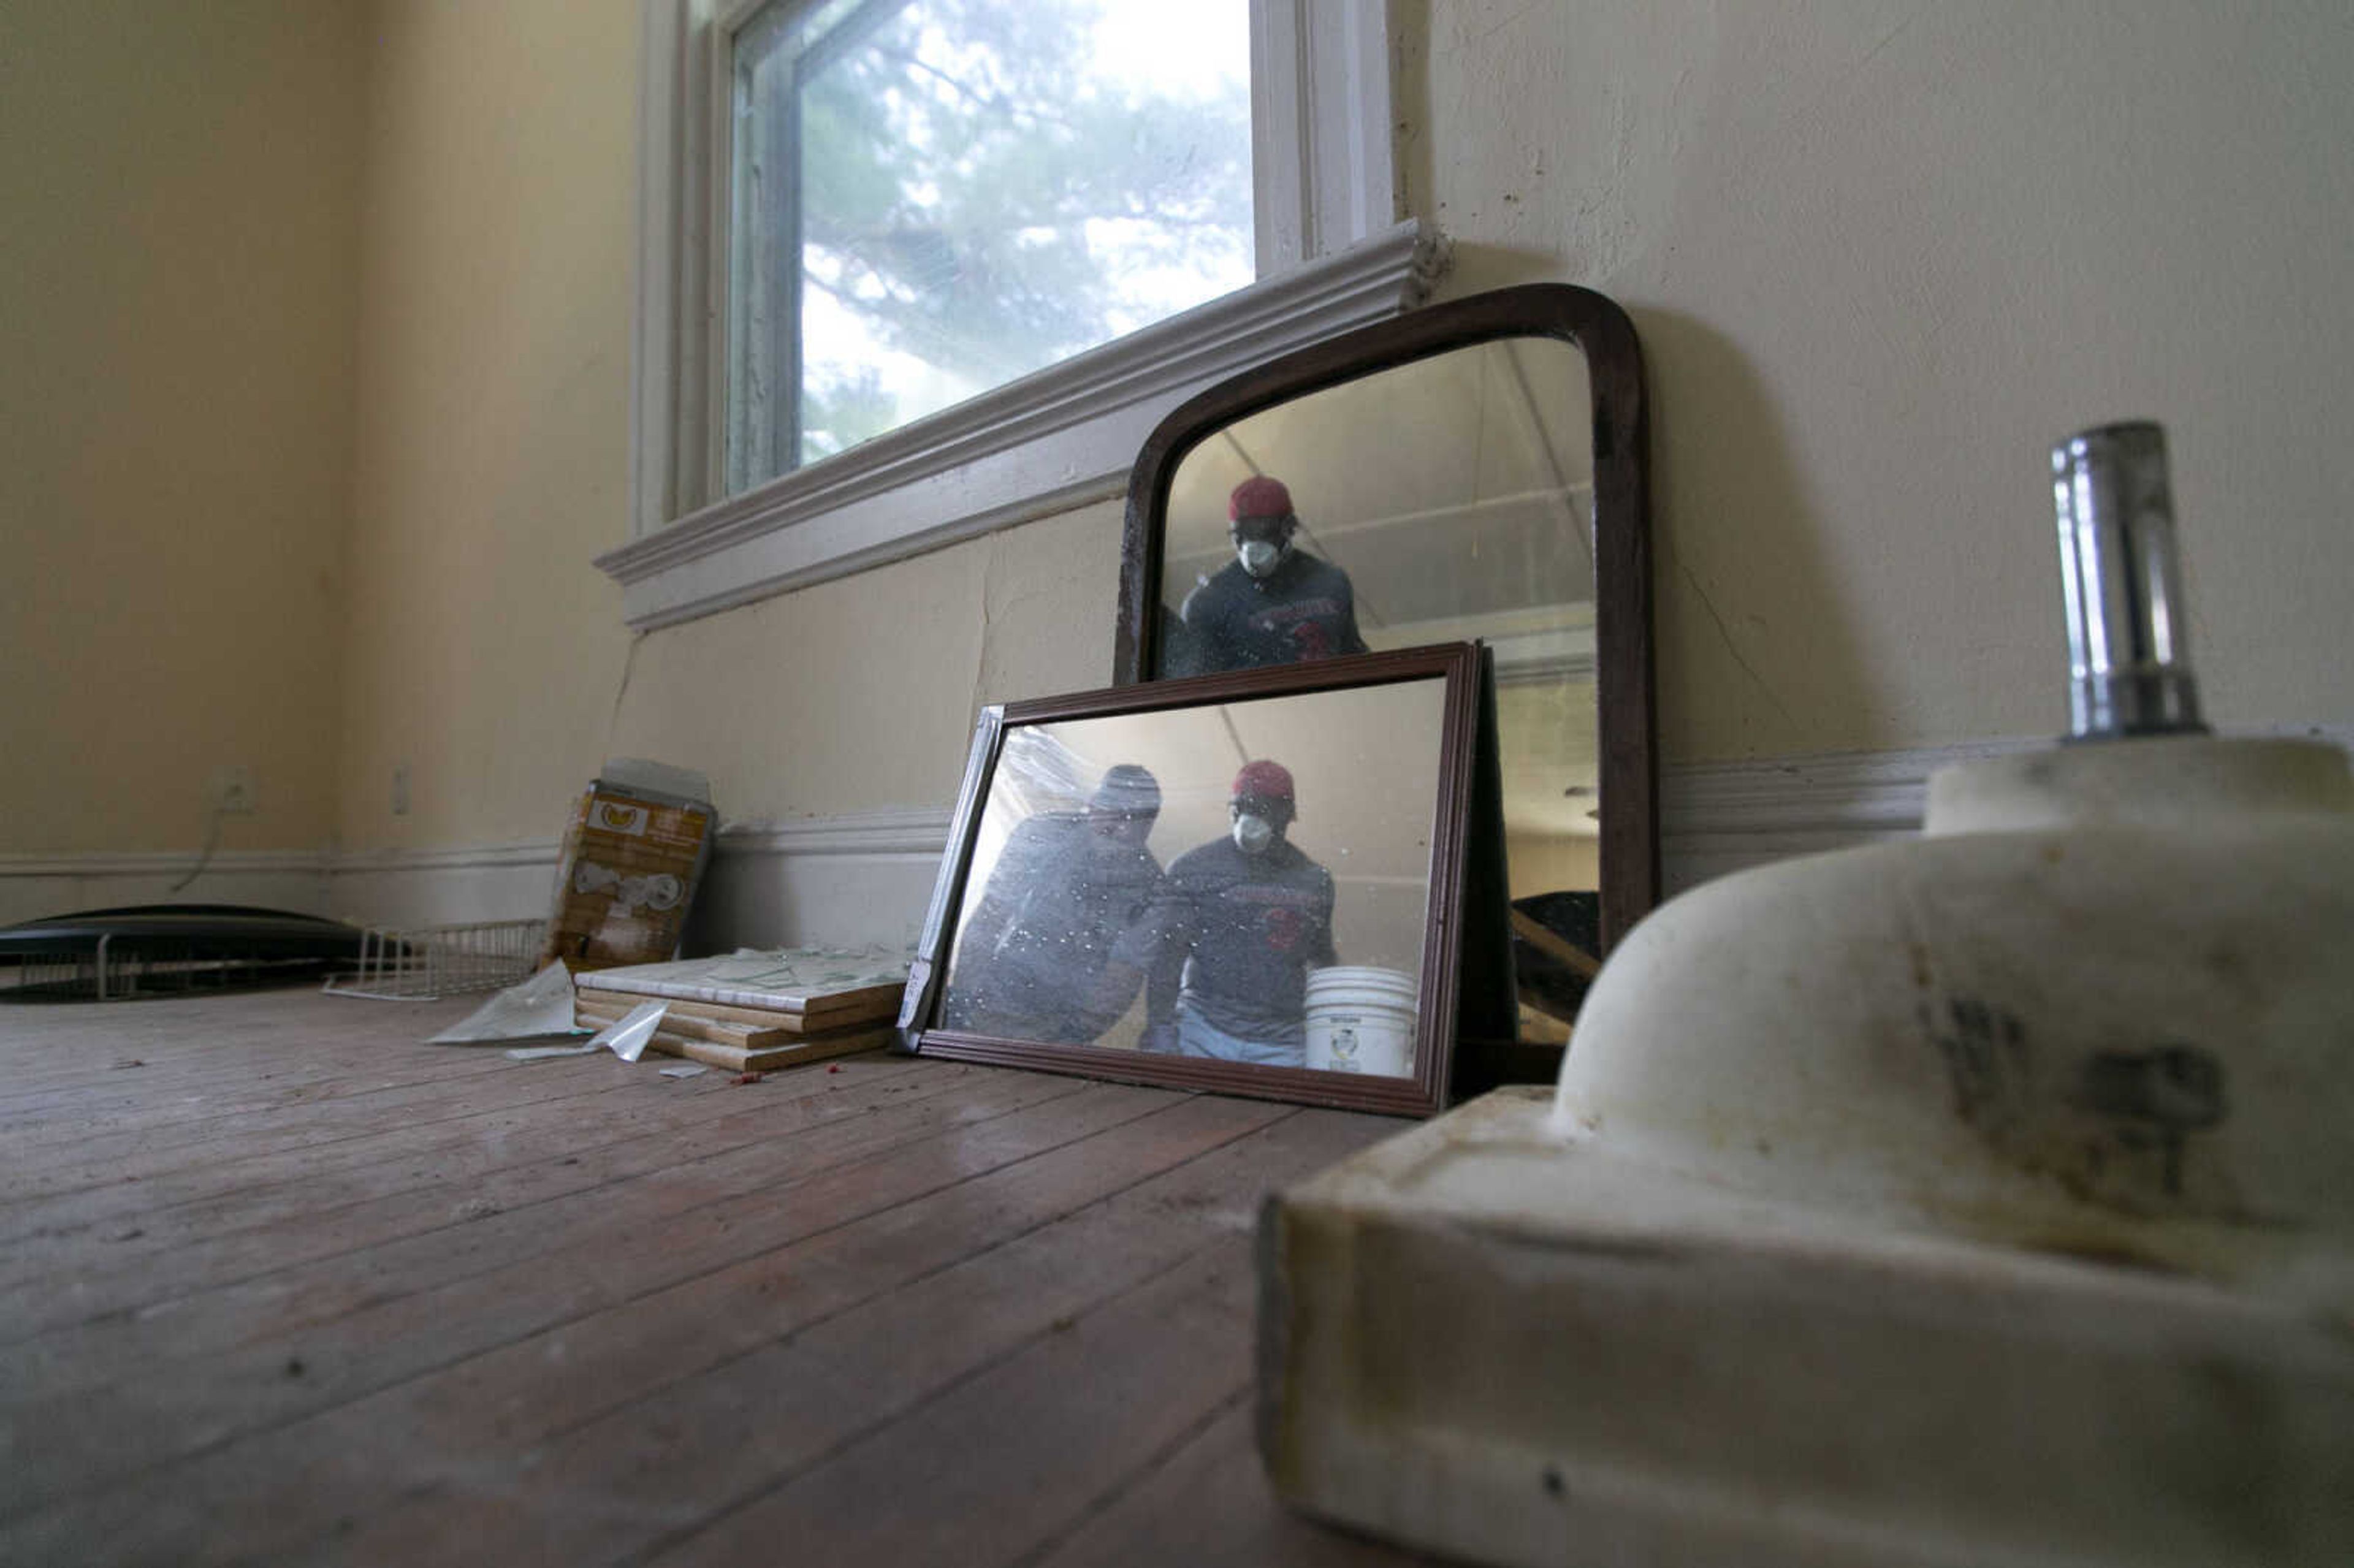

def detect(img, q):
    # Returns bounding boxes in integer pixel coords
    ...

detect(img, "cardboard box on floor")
[538,760,714,973]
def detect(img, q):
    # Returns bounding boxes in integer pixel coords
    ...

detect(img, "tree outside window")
[727,0,1254,493]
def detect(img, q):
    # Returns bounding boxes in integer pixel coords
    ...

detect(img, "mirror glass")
[938,677,1449,1078]
[1144,338,1601,1045]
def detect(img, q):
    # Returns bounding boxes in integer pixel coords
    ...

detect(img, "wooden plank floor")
[0,988,1438,1566]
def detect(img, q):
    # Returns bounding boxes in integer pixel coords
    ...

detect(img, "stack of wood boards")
[572,948,910,1073]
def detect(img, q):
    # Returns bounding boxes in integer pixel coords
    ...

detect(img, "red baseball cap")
[1231,759,1295,807]
[1228,476,1293,522]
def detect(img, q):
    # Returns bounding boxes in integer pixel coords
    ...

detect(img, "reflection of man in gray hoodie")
[942,766,1164,1046]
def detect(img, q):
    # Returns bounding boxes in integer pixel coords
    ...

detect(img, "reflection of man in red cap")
[1110,758,1339,1066]
[1172,476,1369,674]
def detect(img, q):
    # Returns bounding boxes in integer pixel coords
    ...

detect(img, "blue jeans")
[1175,1000,1304,1068]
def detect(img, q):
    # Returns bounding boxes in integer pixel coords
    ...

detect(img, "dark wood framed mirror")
[1113,284,1655,1049]
[899,644,1484,1118]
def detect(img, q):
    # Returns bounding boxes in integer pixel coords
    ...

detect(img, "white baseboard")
[10,730,2343,939]
[686,809,954,953]
[312,809,959,948]
[1658,738,2036,896]
[1656,723,2352,895]
[0,812,956,946]
[327,840,564,931]
[0,848,334,929]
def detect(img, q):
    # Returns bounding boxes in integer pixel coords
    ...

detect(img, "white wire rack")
[2,941,330,1000]
[322,919,547,1001]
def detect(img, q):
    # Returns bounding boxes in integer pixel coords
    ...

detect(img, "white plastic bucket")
[1303,966,1419,1076]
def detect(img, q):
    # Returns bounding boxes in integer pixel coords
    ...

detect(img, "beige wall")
[1403,0,2354,759]
[14,3,2352,904]
[603,500,1127,830]
[342,0,2354,870]
[0,1,364,853]
[336,0,641,853]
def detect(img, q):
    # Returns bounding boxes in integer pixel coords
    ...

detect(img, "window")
[608,0,1436,631]
[726,0,1255,493]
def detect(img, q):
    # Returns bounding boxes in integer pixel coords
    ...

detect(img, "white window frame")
[603,0,1439,631]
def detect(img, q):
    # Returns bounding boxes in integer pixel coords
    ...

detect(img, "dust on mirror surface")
[1153,338,1599,1043]
[938,678,1448,1077]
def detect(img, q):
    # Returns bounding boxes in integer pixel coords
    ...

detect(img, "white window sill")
[596,218,1443,631]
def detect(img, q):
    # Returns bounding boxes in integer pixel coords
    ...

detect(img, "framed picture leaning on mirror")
[899,644,1484,1117]
[1112,285,1655,1052]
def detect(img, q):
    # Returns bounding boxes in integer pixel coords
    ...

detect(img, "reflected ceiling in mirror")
[1114,285,1653,1050]
[1158,338,1595,680]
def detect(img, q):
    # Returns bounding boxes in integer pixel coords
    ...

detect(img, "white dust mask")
[1232,813,1275,855]
[1237,540,1282,578]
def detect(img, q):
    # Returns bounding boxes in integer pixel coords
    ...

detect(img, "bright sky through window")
[727,0,1254,492]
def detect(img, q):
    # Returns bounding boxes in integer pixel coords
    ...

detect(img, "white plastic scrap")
[504,1040,604,1062]
[428,962,584,1045]
[659,1064,709,1079]
[505,999,671,1063]
[594,1001,669,1064]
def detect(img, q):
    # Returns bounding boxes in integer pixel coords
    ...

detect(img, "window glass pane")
[726,0,1254,494]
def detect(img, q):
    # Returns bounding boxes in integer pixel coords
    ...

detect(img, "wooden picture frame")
[897,644,1484,1117]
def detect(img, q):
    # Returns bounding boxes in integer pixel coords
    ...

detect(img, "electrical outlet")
[208,765,257,815]
[391,763,411,816]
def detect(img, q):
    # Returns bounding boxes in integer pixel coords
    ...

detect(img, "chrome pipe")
[2051,421,2206,739]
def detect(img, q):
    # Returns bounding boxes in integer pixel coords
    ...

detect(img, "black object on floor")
[0,905,369,1001]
